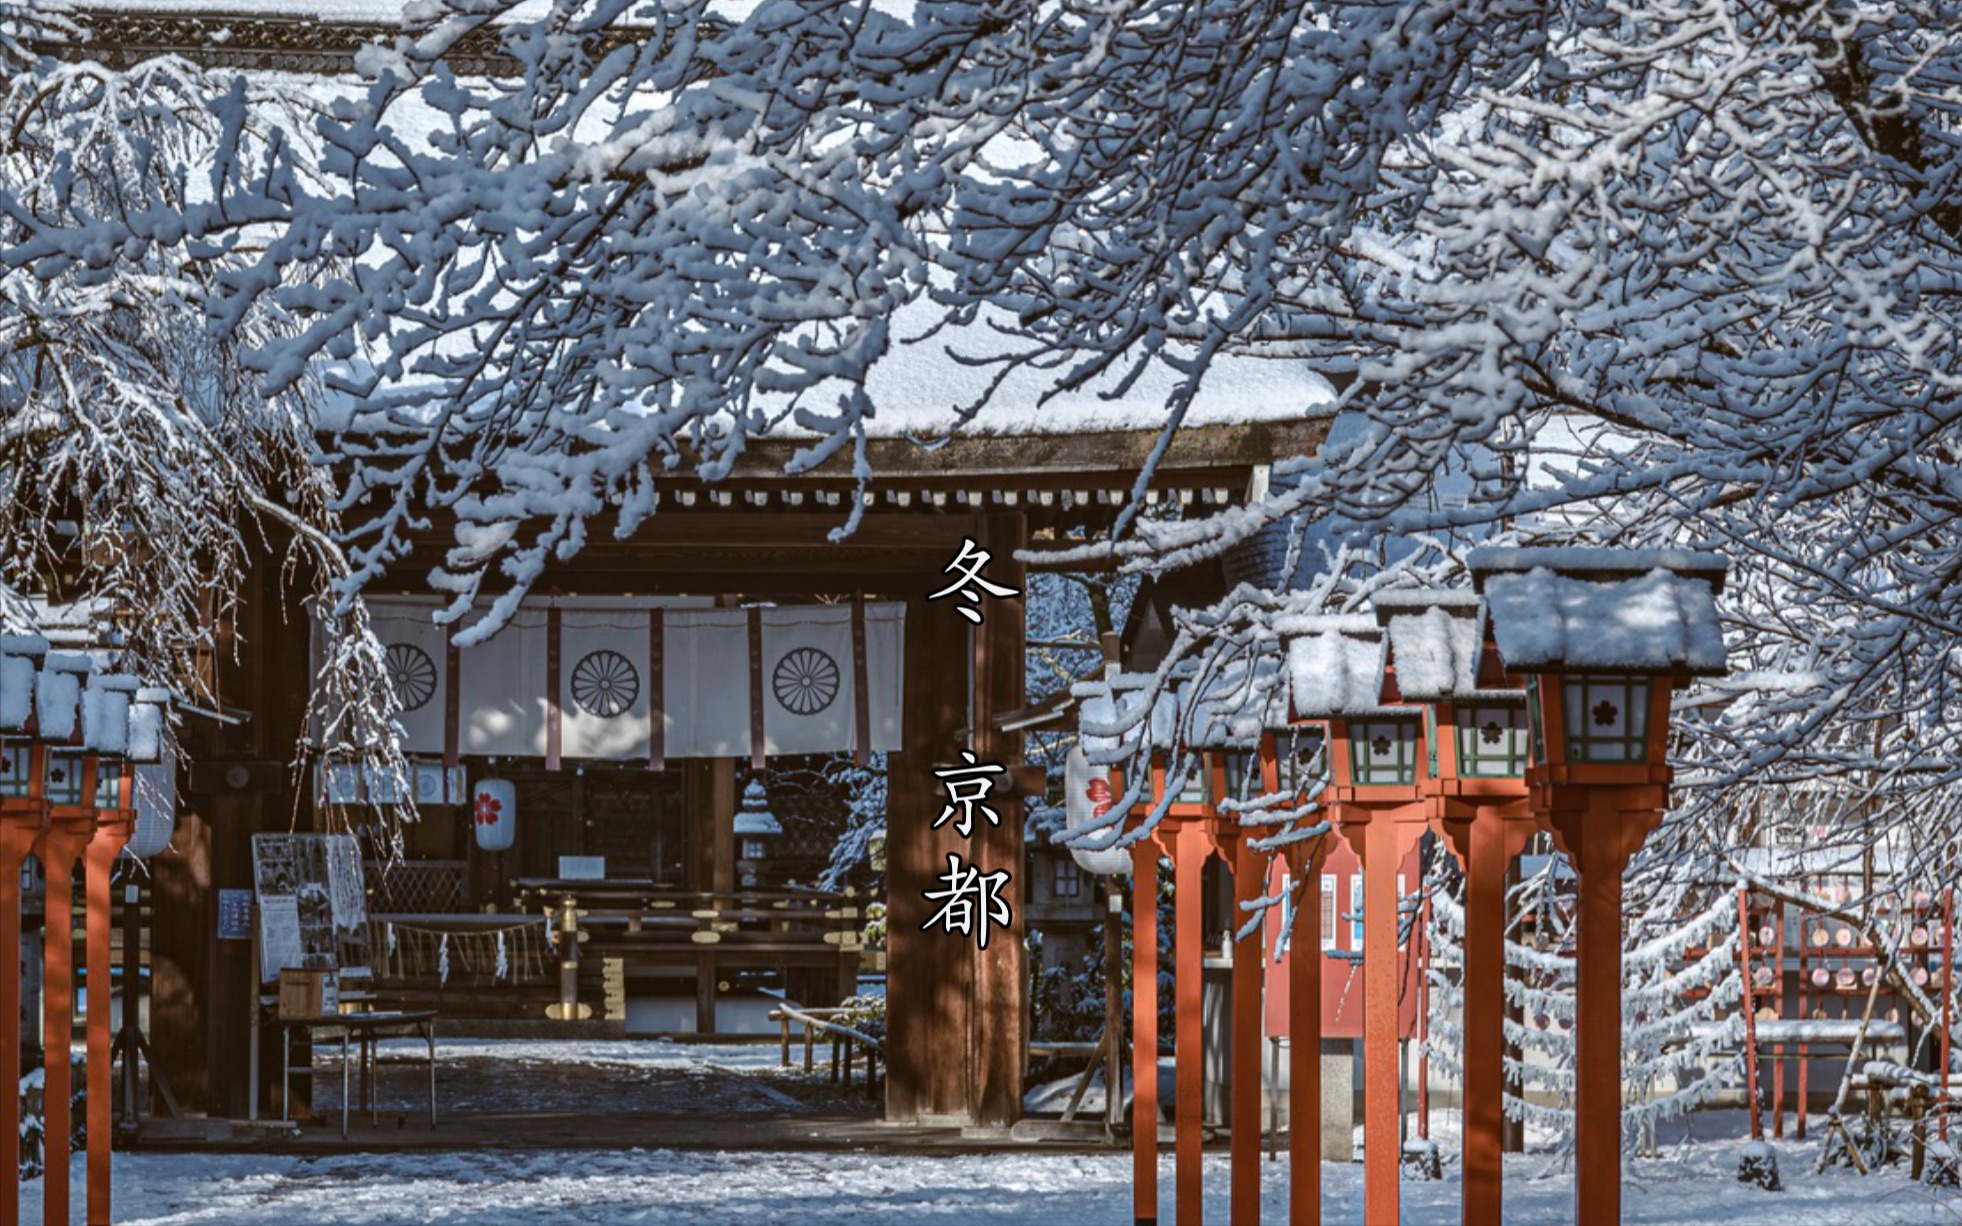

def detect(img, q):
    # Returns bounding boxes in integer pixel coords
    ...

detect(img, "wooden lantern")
[1470,546,1729,1226]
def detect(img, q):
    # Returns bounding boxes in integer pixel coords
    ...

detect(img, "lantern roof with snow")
[0,636,171,760]
[1278,614,1404,718]
[1467,547,1729,677]
[1370,590,1519,703]
[1070,656,1291,760]
[733,777,783,837]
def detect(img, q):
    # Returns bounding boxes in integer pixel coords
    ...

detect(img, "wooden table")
[279,1010,438,1139]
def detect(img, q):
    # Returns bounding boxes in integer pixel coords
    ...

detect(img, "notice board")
[251,833,369,983]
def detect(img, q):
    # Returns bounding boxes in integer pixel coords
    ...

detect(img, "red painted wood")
[1174,826,1205,1226]
[1360,816,1400,1226]
[0,805,36,1226]
[85,814,132,1226]
[38,829,86,1226]
[1451,815,1532,1226]
[1287,840,1322,1226]
[1132,842,1159,1226]
[1539,791,1661,1226]
[1573,825,1626,1226]
[1230,836,1262,1225]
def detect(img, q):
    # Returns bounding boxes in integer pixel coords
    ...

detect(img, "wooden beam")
[710,760,736,898]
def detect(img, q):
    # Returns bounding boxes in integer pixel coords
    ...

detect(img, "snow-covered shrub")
[1401,1138,1442,1182]
[1735,1140,1781,1192]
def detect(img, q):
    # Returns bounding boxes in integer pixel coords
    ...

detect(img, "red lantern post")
[1375,591,1534,1225]
[1471,548,1729,1226]
[1281,615,1426,1226]
[1256,727,1331,1226]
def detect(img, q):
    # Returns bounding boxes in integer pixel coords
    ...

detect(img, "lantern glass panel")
[1349,717,1422,786]
[742,839,765,862]
[96,757,130,808]
[1173,756,1210,805]
[46,750,86,806]
[1277,731,1327,800]
[1220,751,1260,802]
[0,740,26,798]
[1456,703,1531,777]
[1560,676,1652,763]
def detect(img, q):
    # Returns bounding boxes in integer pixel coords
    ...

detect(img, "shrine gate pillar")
[885,512,1027,1129]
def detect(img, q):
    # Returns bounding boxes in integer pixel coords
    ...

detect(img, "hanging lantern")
[473,778,517,852]
[1062,747,1131,876]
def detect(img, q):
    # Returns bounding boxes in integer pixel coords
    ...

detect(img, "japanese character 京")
[927,536,1020,625]
[932,750,1005,838]
[921,852,1012,949]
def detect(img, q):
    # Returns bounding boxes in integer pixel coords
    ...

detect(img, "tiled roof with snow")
[1467,546,1729,593]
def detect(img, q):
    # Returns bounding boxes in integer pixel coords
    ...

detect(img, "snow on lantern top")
[1468,548,1729,677]
[1370,590,1513,702]
[1072,672,1177,765]
[732,777,782,837]
[1179,657,1291,749]
[1278,614,1397,718]
[0,634,48,732]
[1072,658,1290,761]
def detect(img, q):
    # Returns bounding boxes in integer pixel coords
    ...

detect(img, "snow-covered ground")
[25,1144,1959,1225]
[49,1040,1957,1223]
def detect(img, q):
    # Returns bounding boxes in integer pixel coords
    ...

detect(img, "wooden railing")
[511,880,865,954]
[769,1004,881,1096]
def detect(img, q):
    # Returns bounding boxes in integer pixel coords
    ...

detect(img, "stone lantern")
[1469,547,1728,1226]
[733,777,782,888]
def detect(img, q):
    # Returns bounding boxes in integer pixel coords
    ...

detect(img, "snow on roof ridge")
[1370,588,1481,613]
[1467,546,1729,594]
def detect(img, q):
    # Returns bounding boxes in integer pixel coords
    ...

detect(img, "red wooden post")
[0,785,44,1225]
[1737,885,1763,1143]
[1338,806,1426,1226]
[1229,833,1263,1224]
[1286,839,1324,1226]
[1541,792,1661,1226]
[1435,807,1533,1226]
[1173,823,1206,1226]
[1943,888,1953,1142]
[37,820,89,1226]
[1132,840,1159,1226]
[85,808,132,1226]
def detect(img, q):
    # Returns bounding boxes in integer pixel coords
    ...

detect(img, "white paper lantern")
[125,761,177,859]
[1062,747,1131,876]
[473,778,517,853]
